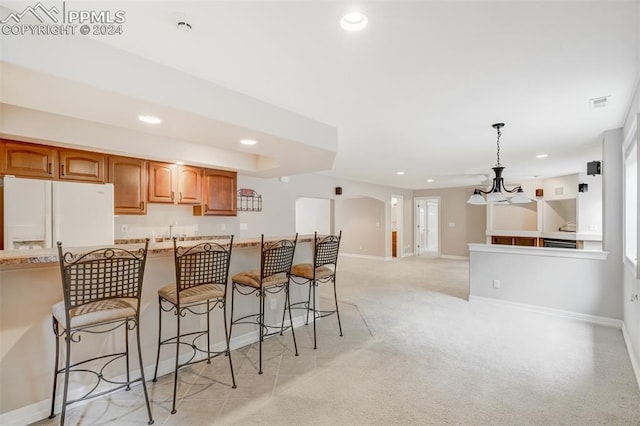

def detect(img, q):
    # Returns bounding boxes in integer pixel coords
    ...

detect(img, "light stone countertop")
[0,235,314,267]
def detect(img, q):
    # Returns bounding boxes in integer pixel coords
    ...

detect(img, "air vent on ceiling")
[589,96,610,109]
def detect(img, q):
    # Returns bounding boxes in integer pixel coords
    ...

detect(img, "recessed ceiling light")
[427,179,434,183]
[175,161,185,165]
[240,139,257,146]
[138,115,162,124]
[340,12,368,31]
[396,171,405,175]
[536,154,548,159]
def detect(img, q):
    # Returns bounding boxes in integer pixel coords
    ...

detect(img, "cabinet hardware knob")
[48,162,52,174]
[180,192,183,202]
[61,164,65,176]
[171,191,175,201]
[205,204,208,211]
[140,201,144,210]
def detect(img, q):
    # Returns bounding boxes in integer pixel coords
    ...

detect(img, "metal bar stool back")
[152,236,236,415]
[49,240,153,425]
[229,234,299,374]
[290,231,343,349]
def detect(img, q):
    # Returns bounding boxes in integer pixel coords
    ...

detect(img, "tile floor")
[33,297,371,425]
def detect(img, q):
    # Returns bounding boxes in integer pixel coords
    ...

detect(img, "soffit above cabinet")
[0,58,336,178]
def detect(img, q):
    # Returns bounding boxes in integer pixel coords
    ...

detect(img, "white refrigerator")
[2,176,114,250]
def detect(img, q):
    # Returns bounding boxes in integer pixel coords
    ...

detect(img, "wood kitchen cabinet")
[148,161,202,205]
[148,161,174,203]
[0,140,57,178]
[108,156,147,215]
[177,165,202,204]
[194,169,237,216]
[58,149,106,182]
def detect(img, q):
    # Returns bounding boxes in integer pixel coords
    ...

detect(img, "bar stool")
[290,231,342,349]
[49,240,154,425]
[229,234,298,374]
[152,237,236,415]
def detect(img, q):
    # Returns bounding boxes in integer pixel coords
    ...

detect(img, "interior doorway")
[415,196,439,256]
[391,195,403,258]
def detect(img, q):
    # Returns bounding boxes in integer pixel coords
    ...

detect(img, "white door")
[415,196,439,256]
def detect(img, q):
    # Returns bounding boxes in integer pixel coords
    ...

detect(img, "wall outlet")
[493,279,501,289]
[588,224,598,231]
[240,223,248,230]
[120,224,129,233]
[221,223,226,231]
[359,245,363,250]
[449,222,455,228]
[193,224,199,232]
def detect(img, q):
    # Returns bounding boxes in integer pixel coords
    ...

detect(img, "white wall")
[114,173,413,258]
[469,246,614,319]
[335,197,386,257]
[295,197,331,235]
[577,172,603,236]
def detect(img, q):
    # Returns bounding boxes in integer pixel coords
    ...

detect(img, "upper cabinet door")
[148,161,175,203]
[177,165,202,204]
[58,149,106,182]
[202,169,237,216]
[0,140,57,178]
[108,156,147,215]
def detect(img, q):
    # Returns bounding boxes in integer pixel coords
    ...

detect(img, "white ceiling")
[1,1,638,189]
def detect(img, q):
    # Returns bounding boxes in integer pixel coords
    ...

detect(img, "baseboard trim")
[0,399,53,426]
[340,253,391,261]
[0,315,310,425]
[439,255,469,260]
[469,295,623,328]
[622,323,640,390]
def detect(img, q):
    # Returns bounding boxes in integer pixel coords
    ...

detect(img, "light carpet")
[35,256,640,425]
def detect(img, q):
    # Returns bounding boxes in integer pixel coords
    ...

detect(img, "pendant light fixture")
[467,123,531,205]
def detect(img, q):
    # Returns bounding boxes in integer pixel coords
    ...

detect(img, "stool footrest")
[310,308,338,319]
[232,313,295,336]
[66,378,145,406]
[159,330,228,370]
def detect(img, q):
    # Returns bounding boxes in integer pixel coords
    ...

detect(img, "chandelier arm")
[503,185,522,194]
[474,178,499,195]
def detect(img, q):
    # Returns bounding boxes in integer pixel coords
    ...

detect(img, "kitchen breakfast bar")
[0,235,314,423]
